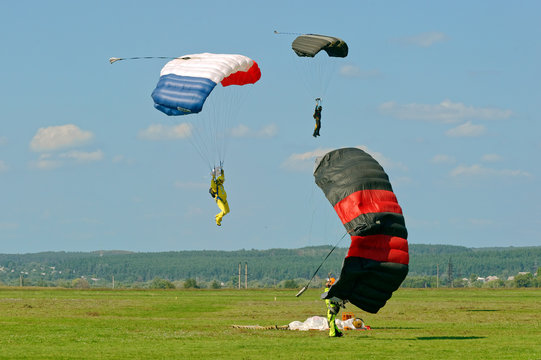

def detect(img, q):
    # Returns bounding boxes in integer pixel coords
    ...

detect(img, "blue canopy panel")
[151,74,217,116]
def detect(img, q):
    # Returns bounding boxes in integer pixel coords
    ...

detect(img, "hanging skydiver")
[209,166,230,226]
[324,276,343,337]
[313,98,323,137]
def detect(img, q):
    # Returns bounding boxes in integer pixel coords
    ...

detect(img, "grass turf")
[0,287,539,359]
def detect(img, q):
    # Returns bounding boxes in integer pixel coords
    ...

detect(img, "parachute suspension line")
[304,184,317,247]
[293,55,336,101]
[185,130,212,171]
[206,83,251,167]
[109,56,184,64]
[295,231,349,297]
[184,83,244,170]
[189,137,213,171]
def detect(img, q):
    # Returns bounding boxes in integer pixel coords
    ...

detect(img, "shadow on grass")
[416,336,486,340]
[466,309,499,312]
[370,327,422,330]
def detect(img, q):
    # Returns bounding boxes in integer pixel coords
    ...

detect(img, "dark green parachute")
[292,34,348,58]
[314,148,409,314]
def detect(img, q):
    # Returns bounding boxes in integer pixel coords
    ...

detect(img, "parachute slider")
[273,30,302,36]
[176,106,192,114]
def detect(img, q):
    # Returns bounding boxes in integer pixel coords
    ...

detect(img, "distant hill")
[0,245,539,286]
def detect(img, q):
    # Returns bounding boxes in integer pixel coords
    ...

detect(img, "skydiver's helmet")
[353,318,365,329]
[318,106,322,111]
[326,277,336,287]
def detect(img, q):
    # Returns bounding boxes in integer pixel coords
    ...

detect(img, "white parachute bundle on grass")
[288,316,366,331]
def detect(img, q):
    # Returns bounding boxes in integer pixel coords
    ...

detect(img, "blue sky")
[1,1,539,253]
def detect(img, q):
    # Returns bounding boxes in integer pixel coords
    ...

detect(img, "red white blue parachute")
[151,53,261,116]
[110,52,261,168]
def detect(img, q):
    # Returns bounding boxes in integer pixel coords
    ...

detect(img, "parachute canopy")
[314,147,409,314]
[292,34,348,58]
[151,53,261,116]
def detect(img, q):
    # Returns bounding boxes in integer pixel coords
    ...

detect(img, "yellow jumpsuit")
[324,287,342,337]
[210,172,229,226]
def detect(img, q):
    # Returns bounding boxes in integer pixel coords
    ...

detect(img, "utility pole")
[245,262,248,289]
[238,262,241,289]
[448,257,454,288]
[112,275,115,289]
[436,264,439,288]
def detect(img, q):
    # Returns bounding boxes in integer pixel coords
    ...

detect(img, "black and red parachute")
[314,147,409,314]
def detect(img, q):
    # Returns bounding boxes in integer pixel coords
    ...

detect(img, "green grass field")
[1,287,539,359]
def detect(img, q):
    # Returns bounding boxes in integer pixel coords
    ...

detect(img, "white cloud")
[32,154,62,170]
[112,154,134,164]
[230,124,250,137]
[393,31,448,47]
[446,121,486,137]
[468,218,494,226]
[339,65,382,79]
[0,222,19,230]
[282,145,408,173]
[481,154,502,162]
[112,155,125,163]
[450,164,531,178]
[357,145,408,171]
[391,176,413,186]
[30,124,93,152]
[58,149,104,162]
[379,99,512,123]
[138,123,192,140]
[174,181,207,189]
[431,154,456,164]
[31,149,103,170]
[186,207,204,217]
[282,147,334,172]
[230,123,278,138]
[0,160,8,172]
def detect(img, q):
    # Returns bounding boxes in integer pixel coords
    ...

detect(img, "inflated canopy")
[151,53,261,116]
[314,147,409,314]
[291,34,348,58]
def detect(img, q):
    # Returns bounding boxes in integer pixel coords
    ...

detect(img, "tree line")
[0,245,539,289]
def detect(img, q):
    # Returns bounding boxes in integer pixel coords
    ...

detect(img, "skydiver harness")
[324,287,342,314]
[313,106,321,119]
[209,179,224,202]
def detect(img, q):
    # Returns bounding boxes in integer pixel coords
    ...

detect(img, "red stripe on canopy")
[347,234,409,265]
[221,61,261,86]
[333,189,403,225]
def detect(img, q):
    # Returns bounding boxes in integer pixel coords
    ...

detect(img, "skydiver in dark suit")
[313,98,322,137]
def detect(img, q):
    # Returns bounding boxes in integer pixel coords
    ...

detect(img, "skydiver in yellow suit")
[209,167,230,226]
[324,277,343,337]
